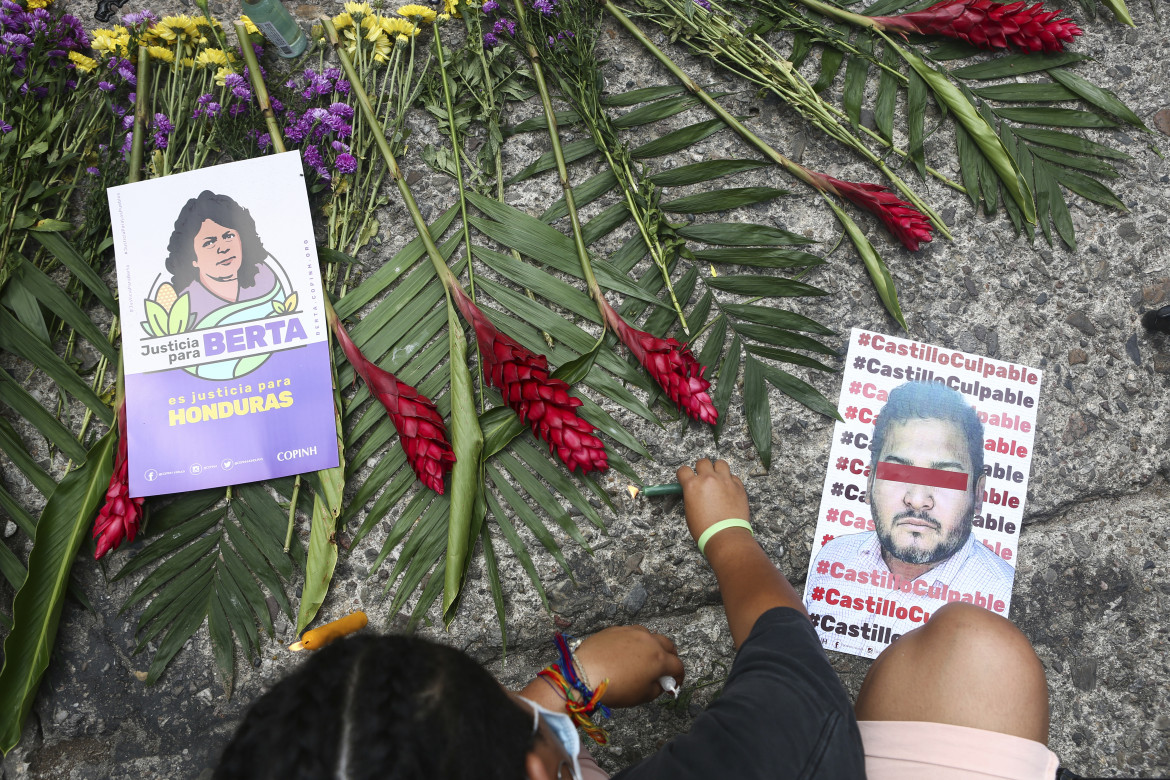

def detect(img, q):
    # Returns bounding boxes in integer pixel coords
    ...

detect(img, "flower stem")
[323,19,458,292]
[432,26,476,293]
[236,22,286,153]
[129,45,151,184]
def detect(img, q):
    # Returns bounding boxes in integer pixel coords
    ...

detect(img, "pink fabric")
[860,720,1060,780]
[579,746,611,780]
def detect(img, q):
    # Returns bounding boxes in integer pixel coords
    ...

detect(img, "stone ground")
[2,0,1170,777]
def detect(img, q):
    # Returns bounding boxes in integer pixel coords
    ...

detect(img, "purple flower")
[334,153,357,174]
[65,79,76,90]
[98,80,115,91]
[482,31,499,47]
[153,132,168,149]
[154,113,174,134]
[323,67,341,81]
[532,0,556,15]
[328,101,354,119]
[117,62,136,85]
[694,0,711,9]
[86,166,100,175]
[121,114,134,130]
[121,9,157,25]
[224,73,246,89]
[493,17,515,35]
[481,0,498,11]
[334,80,350,95]
[232,84,252,101]
[0,119,12,134]
[120,132,132,159]
[330,140,350,152]
[270,97,284,113]
[229,103,247,117]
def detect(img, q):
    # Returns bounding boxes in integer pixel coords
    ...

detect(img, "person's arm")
[517,625,685,709]
[677,458,806,650]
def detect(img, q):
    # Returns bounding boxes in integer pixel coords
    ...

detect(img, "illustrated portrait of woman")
[164,190,286,328]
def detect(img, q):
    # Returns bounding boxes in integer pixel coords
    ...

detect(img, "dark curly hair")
[165,190,268,292]
[214,634,535,780]
[869,381,985,491]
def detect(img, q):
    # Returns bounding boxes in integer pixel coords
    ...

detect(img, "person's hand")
[676,458,750,545]
[572,626,684,708]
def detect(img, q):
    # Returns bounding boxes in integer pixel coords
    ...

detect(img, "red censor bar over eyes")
[875,462,969,492]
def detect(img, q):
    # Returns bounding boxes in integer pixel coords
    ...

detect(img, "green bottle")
[241,0,308,58]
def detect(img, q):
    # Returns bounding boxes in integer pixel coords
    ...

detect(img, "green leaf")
[12,256,117,360]
[648,159,766,187]
[207,590,235,697]
[690,248,824,269]
[0,367,87,462]
[1011,127,1131,160]
[0,431,114,753]
[630,119,728,159]
[168,294,191,335]
[443,302,483,617]
[506,137,598,184]
[1048,68,1148,130]
[540,170,617,223]
[824,198,907,330]
[481,407,528,461]
[1050,166,1127,210]
[660,187,789,214]
[613,95,707,128]
[705,276,827,298]
[950,52,1089,80]
[993,107,1118,128]
[0,309,112,426]
[891,41,1035,223]
[485,491,547,611]
[843,47,870,127]
[812,47,844,93]
[601,84,687,106]
[743,357,771,469]
[676,222,814,247]
[970,83,1078,102]
[757,362,842,422]
[713,335,741,444]
[907,68,928,178]
[30,232,117,312]
[296,463,344,635]
[875,45,899,142]
[1098,0,1134,24]
[145,300,169,336]
[0,418,57,498]
[720,303,836,335]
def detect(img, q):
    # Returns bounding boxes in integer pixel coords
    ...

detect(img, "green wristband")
[696,518,753,556]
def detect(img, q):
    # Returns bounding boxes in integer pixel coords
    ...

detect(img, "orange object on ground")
[289,611,368,652]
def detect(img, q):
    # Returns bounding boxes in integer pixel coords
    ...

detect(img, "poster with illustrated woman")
[109,152,338,497]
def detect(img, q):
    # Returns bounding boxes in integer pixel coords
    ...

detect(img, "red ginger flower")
[809,171,933,251]
[93,401,144,560]
[450,285,608,474]
[872,0,1082,53]
[331,318,455,493]
[599,298,717,425]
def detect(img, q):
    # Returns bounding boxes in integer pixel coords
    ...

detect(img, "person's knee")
[919,603,1041,666]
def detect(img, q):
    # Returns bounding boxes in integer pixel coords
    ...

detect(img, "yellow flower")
[194,47,230,67]
[381,16,418,37]
[152,15,199,42]
[26,0,50,9]
[372,33,391,61]
[344,1,373,16]
[239,14,260,35]
[213,66,235,86]
[396,4,436,23]
[332,11,354,29]
[194,15,222,29]
[147,45,175,61]
[180,57,196,67]
[443,0,460,18]
[361,14,384,40]
[68,51,97,73]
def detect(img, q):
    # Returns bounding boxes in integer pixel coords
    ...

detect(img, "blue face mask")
[519,696,582,780]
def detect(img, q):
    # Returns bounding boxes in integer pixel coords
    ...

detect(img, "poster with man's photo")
[109,152,338,497]
[803,328,1042,658]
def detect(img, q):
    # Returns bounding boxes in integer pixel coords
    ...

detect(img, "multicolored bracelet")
[536,632,611,744]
